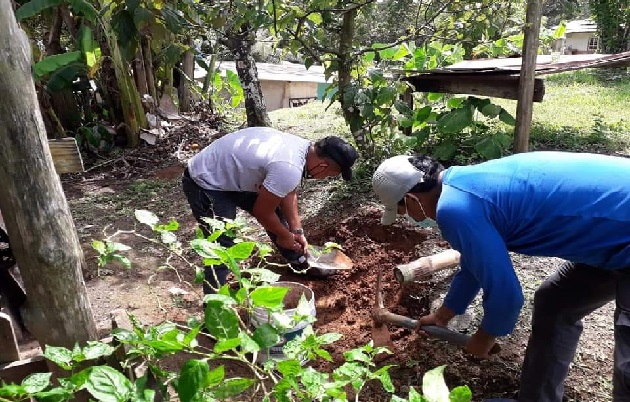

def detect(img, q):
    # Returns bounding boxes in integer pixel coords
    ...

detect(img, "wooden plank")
[0,355,47,384]
[514,0,543,153]
[404,74,545,102]
[0,312,20,363]
[48,138,84,174]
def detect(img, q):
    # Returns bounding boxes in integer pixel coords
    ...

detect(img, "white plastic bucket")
[251,281,316,363]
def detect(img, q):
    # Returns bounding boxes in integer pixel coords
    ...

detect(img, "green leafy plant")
[391,365,472,402]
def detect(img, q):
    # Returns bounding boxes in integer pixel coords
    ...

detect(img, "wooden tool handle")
[374,309,501,354]
[394,249,461,283]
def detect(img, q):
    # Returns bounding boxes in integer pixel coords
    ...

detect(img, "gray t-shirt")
[187,127,311,197]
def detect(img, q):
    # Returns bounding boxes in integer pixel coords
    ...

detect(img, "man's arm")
[252,186,299,251]
[279,191,308,253]
[433,188,524,356]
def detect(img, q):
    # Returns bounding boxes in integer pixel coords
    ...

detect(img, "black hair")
[397,154,444,205]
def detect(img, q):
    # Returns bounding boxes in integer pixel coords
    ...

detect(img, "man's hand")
[294,233,309,255]
[418,305,455,328]
[276,233,302,252]
[465,328,496,359]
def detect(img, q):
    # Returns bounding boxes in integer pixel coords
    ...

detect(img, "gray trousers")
[519,261,630,402]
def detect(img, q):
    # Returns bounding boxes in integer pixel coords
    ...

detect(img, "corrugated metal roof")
[408,52,630,76]
[194,61,331,83]
[564,19,598,34]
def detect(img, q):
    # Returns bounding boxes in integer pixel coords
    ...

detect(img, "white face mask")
[404,196,439,230]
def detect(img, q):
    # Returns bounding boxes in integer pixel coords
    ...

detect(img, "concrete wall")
[260,80,319,111]
[565,32,597,53]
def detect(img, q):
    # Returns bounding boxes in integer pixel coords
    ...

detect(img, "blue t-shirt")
[438,151,630,337]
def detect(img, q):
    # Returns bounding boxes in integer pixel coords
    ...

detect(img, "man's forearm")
[280,191,302,231]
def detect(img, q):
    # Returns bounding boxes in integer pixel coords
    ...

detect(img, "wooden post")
[0,0,98,348]
[513,0,543,153]
[0,312,20,363]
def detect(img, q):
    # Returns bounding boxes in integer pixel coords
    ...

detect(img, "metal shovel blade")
[306,246,353,277]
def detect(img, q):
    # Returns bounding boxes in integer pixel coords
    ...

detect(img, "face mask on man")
[404,195,439,230]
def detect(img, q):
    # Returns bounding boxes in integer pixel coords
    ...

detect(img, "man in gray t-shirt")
[182,127,358,294]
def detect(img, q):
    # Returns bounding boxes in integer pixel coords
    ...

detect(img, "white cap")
[372,155,425,225]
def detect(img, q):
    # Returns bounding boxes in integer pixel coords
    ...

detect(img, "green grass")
[493,68,630,154]
[270,101,349,141]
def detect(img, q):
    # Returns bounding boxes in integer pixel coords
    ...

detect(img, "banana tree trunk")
[224,26,271,127]
[100,8,147,147]
[0,0,98,349]
[141,36,157,102]
[202,53,217,112]
[133,48,149,96]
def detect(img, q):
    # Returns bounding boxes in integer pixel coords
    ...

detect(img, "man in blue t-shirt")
[372,152,630,402]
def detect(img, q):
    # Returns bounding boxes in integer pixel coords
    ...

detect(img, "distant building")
[553,20,599,54]
[194,61,334,112]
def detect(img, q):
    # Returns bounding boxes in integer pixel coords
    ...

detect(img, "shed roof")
[425,52,630,75]
[194,61,331,83]
[563,19,598,34]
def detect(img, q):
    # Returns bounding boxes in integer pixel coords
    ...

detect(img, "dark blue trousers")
[519,261,630,402]
[182,169,302,294]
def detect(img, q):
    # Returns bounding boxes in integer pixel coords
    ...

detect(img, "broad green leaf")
[250,286,289,308]
[204,300,240,339]
[422,365,449,402]
[15,0,63,20]
[106,241,131,252]
[33,51,82,79]
[437,107,473,133]
[414,105,433,124]
[85,366,134,402]
[202,294,236,306]
[317,332,343,344]
[214,337,241,353]
[207,366,225,387]
[276,359,301,377]
[177,360,209,402]
[433,141,458,161]
[252,323,280,348]
[22,373,52,393]
[135,210,159,227]
[238,332,260,354]
[449,385,473,402]
[33,388,73,402]
[212,378,255,399]
[46,62,85,92]
[344,349,371,364]
[112,255,132,269]
[394,100,413,116]
[480,103,502,118]
[427,92,443,102]
[446,97,465,109]
[228,242,255,260]
[79,26,98,68]
[159,230,177,244]
[92,240,106,254]
[83,342,115,360]
[70,0,98,21]
[499,109,516,126]
[44,346,73,369]
[408,386,423,402]
[474,137,502,160]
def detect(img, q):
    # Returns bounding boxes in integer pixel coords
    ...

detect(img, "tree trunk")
[337,8,369,154]
[133,47,149,96]
[100,11,147,147]
[0,0,98,349]
[141,36,157,102]
[224,26,271,127]
[97,32,125,129]
[178,36,194,112]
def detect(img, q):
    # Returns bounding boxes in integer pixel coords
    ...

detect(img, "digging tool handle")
[375,309,500,354]
[394,249,461,283]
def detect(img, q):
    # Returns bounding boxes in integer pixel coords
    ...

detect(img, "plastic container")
[251,281,316,364]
